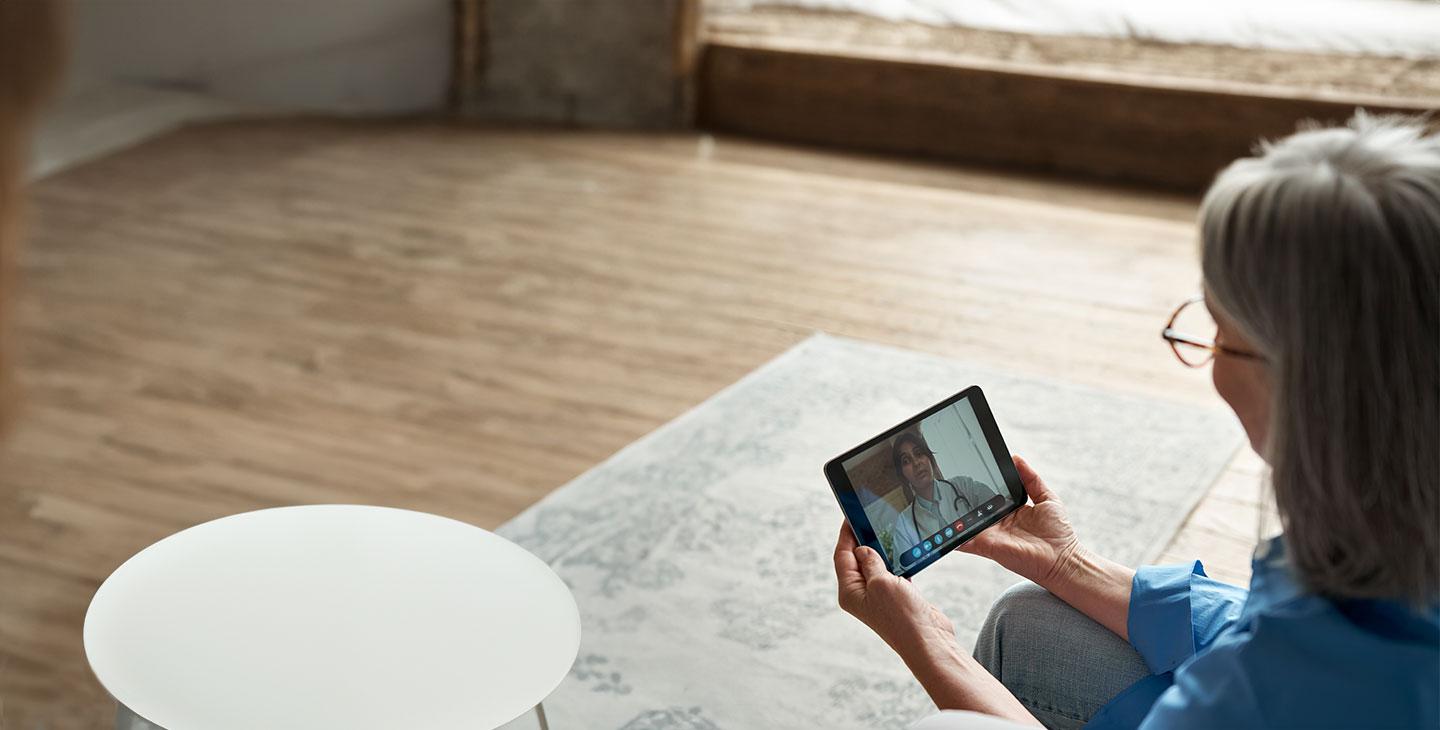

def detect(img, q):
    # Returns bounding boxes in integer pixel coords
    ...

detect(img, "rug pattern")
[499,335,1241,729]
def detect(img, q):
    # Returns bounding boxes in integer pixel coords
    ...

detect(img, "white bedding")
[726,0,1440,58]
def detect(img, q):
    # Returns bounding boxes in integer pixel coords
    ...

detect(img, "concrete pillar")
[456,0,700,129]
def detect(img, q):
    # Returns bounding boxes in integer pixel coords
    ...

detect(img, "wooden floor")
[0,120,1270,728]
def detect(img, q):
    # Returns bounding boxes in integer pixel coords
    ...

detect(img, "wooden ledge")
[698,37,1436,191]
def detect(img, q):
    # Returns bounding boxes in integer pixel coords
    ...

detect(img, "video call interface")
[841,398,1013,574]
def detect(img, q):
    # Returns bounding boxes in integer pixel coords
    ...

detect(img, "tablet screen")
[838,395,1016,574]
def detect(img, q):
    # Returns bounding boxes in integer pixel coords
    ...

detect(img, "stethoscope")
[910,477,975,539]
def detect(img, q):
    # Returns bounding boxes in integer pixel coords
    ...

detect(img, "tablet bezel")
[823,385,1026,579]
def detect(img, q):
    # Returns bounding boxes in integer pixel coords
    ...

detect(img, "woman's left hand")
[833,523,1044,726]
[833,523,960,656]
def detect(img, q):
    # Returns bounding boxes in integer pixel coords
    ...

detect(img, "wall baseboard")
[31,83,258,180]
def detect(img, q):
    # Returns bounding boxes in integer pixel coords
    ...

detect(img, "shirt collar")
[1244,536,1308,616]
[913,484,942,510]
[1248,535,1440,630]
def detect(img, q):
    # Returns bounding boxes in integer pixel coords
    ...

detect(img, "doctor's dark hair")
[891,431,941,497]
[1200,114,1440,605]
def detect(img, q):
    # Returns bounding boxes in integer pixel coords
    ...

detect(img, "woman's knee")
[983,582,1066,634]
[974,581,1070,675]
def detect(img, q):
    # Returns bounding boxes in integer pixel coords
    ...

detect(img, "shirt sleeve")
[1126,561,1248,675]
[1136,632,1261,730]
[956,477,993,511]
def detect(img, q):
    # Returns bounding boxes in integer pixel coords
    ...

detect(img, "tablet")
[823,386,1026,578]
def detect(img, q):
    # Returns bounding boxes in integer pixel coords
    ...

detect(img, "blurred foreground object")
[86,506,580,730]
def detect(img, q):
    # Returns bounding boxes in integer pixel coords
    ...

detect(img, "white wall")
[67,0,452,113]
[921,402,1003,494]
[718,0,1440,58]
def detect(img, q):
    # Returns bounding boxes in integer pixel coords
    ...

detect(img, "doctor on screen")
[889,431,995,550]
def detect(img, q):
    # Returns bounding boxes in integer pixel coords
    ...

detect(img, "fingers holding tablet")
[853,544,889,583]
[833,523,866,608]
[958,456,1082,586]
[1012,455,1057,503]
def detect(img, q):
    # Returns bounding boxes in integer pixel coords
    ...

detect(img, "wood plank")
[698,42,1436,191]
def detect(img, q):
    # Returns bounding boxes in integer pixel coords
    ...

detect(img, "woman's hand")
[833,523,1044,726]
[833,523,959,656]
[960,456,1082,588]
[965,455,1136,640]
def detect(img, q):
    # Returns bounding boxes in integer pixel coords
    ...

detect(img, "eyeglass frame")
[1161,295,1264,367]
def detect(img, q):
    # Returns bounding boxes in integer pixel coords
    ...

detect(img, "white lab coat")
[891,476,995,551]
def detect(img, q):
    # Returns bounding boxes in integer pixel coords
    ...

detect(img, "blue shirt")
[1087,537,1439,730]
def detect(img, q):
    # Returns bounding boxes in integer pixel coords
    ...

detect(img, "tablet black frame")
[823,386,1027,579]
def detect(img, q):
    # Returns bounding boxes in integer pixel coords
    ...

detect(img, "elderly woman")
[836,115,1439,729]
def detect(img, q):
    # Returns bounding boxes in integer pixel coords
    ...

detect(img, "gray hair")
[1200,113,1440,604]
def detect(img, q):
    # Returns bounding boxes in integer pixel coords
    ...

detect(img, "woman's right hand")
[961,456,1084,588]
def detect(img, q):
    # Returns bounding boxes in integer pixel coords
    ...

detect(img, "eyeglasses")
[1161,296,1263,368]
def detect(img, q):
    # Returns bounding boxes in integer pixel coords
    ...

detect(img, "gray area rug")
[498,334,1241,730]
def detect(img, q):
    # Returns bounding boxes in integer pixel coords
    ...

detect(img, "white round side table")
[84,505,580,730]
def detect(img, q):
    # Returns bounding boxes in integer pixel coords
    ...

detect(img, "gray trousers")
[974,582,1152,730]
